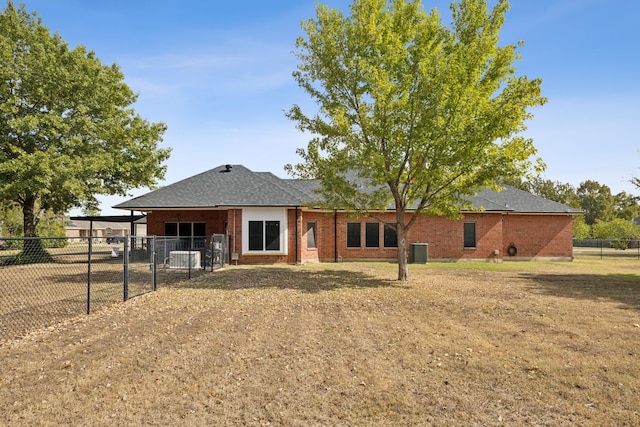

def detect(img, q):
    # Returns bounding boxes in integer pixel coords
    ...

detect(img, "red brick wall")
[297,210,573,262]
[300,211,337,262]
[502,214,573,259]
[311,211,503,262]
[407,212,504,260]
[147,210,228,237]
[147,208,574,264]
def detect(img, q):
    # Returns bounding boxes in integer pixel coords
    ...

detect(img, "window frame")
[307,222,317,249]
[463,222,477,248]
[242,208,288,255]
[365,222,380,248]
[346,222,361,248]
[383,223,398,248]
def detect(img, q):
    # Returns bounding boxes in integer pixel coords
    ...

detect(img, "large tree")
[576,180,614,226]
[0,2,170,260]
[287,0,545,280]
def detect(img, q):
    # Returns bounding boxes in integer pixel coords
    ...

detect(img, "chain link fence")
[573,239,640,260]
[0,235,227,342]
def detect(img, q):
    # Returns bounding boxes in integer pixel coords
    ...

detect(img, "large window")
[365,223,379,248]
[249,220,281,251]
[164,222,207,249]
[242,208,287,254]
[384,223,398,248]
[347,223,361,248]
[307,222,317,249]
[164,222,206,237]
[463,222,476,248]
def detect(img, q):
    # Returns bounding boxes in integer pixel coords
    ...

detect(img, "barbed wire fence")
[0,235,226,342]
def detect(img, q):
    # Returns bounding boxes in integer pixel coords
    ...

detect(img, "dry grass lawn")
[1,259,639,426]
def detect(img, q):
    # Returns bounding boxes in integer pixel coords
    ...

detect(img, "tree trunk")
[396,219,409,281]
[23,193,39,238]
[17,194,53,264]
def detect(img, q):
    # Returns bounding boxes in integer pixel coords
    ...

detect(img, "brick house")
[114,164,581,263]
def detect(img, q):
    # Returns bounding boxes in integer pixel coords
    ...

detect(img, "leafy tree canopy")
[0,2,170,242]
[287,0,545,280]
[591,218,640,247]
[576,180,614,226]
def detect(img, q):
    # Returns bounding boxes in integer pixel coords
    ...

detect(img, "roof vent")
[224,164,233,172]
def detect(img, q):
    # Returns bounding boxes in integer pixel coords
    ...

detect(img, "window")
[384,223,398,248]
[164,222,206,237]
[165,222,178,236]
[248,221,263,251]
[463,222,476,248]
[365,223,379,248]
[347,223,361,248]
[242,208,287,254]
[307,222,317,249]
[248,220,281,251]
[265,221,280,251]
[164,222,207,249]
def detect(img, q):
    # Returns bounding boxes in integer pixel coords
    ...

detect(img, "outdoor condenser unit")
[168,251,201,269]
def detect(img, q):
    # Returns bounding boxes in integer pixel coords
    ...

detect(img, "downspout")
[295,207,299,265]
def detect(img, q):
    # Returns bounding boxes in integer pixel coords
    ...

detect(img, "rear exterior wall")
[146,209,574,264]
[299,210,573,263]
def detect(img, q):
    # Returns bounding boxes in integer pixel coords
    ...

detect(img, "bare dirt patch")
[1,260,639,425]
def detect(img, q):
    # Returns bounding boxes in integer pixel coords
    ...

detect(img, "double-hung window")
[365,223,379,248]
[346,223,361,248]
[384,223,398,248]
[463,222,476,248]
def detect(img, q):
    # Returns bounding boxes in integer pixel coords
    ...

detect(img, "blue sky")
[15,0,640,215]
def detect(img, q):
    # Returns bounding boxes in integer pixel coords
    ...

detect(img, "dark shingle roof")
[466,186,582,214]
[114,164,581,215]
[113,164,310,209]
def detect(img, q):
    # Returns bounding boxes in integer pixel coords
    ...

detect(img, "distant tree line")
[504,177,640,245]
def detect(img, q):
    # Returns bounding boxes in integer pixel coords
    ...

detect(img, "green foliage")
[577,180,614,225]
[0,201,67,249]
[287,0,545,279]
[592,218,640,250]
[0,2,170,239]
[613,191,639,220]
[572,216,590,240]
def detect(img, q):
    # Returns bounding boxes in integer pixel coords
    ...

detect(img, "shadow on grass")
[177,266,403,293]
[521,272,640,311]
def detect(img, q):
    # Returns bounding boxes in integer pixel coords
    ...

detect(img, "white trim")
[242,208,288,255]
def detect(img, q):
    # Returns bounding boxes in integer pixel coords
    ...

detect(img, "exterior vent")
[169,251,201,269]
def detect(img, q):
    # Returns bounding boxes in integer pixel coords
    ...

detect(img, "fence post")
[600,239,603,259]
[87,237,92,315]
[188,245,192,280]
[123,237,129,301]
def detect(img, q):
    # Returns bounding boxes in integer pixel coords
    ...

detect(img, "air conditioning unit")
[169,251,201,269]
